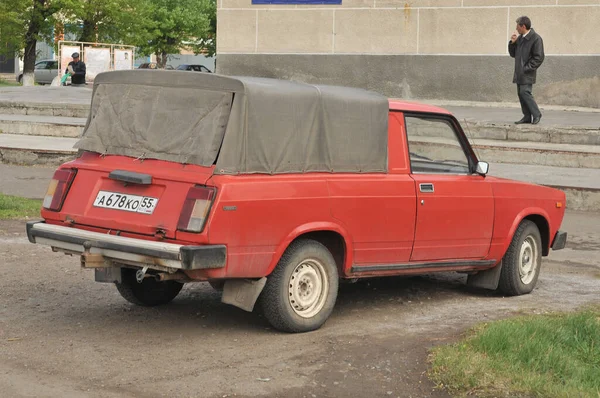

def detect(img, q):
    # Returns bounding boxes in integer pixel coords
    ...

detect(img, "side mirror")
[476,161,489,176]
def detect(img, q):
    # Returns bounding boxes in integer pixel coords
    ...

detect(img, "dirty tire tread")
[498,220,542,296]
[259,239,339,333]
[115,269,184,307]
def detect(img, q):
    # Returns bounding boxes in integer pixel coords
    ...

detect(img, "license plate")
[93,190,158,215]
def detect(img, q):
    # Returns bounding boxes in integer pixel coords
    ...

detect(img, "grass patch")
[0,193,42,219]
[430,308,600,397]
[0,76,19,86]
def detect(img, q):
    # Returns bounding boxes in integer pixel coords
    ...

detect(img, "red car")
[27,71,567,333]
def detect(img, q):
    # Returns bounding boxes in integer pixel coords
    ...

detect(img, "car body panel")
[410,173,494,261]
[17,60,59,84]
[176,64,213,73]
[34,96,566,281]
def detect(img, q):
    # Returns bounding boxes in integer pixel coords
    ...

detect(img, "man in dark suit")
[509,16,545,125]
[65,52,86,86]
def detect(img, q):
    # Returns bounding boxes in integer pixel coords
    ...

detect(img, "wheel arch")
[506,209,551,256]
[267,223,353,277]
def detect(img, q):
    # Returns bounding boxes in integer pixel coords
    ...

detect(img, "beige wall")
[217,1,600,55]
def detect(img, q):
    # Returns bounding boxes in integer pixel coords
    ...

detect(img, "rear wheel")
[115,268,183,306]
[498,220,542,296]
[259,239,339,333]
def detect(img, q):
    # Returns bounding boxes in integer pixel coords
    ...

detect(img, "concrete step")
[0,86,92,118]
[471,139,600,169]
[464,121,600,146]
[0,114,86,138]
[0,134,77,166]
[0,100,89,118]
[489,163,600,212]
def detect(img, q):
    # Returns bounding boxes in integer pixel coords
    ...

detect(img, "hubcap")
[288,259,328,318]
[519,236,539,285]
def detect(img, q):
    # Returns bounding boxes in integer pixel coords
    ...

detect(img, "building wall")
[216,0,600,107]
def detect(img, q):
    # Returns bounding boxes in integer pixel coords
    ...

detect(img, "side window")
[47,61,58,69]
[405,116,471,174]
[35,62,47,70]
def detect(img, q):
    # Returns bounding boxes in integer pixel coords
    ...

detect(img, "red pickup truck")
[27,71,567,333]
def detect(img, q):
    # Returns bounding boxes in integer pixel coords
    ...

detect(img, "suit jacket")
[508,28,545,85]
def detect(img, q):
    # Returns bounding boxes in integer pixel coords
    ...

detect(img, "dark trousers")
[517,84,541,120]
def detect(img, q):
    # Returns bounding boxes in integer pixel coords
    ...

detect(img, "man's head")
[71,52,80,62]
[515,16,531,35]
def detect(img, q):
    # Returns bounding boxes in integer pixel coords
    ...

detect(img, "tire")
[259,239,339,333]
[498,220,542,296]
[115,268,183,306]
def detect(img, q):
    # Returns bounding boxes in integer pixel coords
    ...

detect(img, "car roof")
[388,99,452,115]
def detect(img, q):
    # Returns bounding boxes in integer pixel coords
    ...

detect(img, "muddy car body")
[27,71,567,332]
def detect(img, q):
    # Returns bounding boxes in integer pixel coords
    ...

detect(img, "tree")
[0,1,27,58]
[0,0,75,86]
[137,0,215,68]
[68,0,146,44]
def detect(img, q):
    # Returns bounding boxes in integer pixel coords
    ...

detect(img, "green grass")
[0,193,42,219]
[0,77,19,86]
[429,308,600,398]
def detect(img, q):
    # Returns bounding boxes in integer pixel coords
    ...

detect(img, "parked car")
[137,62,173,70]
[27,71,567,333]
[175,64,212,73]
[17,59,59,84]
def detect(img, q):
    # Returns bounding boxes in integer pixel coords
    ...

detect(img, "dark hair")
[516,16,531,30]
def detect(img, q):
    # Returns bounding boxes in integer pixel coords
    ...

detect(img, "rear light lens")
[177,186,216,233]
[43,169,77,211]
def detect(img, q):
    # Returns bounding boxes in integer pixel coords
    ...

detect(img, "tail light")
[177,186,216,233]
[43,169,77,211]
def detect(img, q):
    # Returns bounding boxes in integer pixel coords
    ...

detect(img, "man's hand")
[510,32,518,43]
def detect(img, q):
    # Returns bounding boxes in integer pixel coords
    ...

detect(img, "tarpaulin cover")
[75,70,389,174]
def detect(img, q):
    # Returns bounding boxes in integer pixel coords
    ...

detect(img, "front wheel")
[259,239,339,333]
[115,268,183,306]
[498,220,542,296]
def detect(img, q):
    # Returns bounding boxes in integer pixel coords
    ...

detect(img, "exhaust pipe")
[155,272,190,282]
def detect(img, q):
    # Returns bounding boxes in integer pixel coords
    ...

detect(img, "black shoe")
[515,117,531,124]
[532,114,542,125]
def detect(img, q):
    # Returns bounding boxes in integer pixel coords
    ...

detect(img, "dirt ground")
[0,211,598,398]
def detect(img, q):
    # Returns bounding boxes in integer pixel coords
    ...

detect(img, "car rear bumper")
[26,221,226,271]
[551,230,567,251]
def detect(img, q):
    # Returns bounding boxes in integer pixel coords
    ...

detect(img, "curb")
[415,99,600,114]
[0,101,90,118]
[0,147,76,166]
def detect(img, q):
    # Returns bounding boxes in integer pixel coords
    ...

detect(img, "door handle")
[419,183,434,193]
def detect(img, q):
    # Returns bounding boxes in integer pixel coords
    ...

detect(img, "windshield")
[176,65,189,70]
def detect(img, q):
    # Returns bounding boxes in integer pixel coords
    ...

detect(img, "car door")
[34,61,48,83]
[405,114,494,262]
[47,61,58,83]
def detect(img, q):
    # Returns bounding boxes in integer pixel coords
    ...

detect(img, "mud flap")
[221,278,267,312]
[467,262,502,290]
